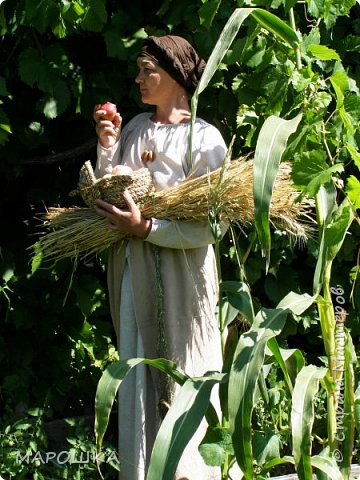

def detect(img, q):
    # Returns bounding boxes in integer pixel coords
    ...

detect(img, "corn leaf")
[94,358,188,452]
[267,292,313,391]
[189,7,300,168]
[221,280,255,325]
[250,9,300,48]
[253,114,302,271]
[276,290,314,314]
[228,307,287,479]
[195,8,255,98]
[291,365,327,480]
[267,339,297,394]
[311,455,343,480]
[147,372,225,480]
[218,297,239,329]
[189,8,254,169]
[260,456,295,476]
[229,290,314,478]
[313,182,337,295]
[324,199,354,264]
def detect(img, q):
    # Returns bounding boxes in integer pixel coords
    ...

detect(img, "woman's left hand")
[95,191,152,238]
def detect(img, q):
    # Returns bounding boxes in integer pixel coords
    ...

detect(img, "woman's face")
[135,58,180,105]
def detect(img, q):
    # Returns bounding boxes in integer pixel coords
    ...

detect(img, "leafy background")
[0,0,359,478]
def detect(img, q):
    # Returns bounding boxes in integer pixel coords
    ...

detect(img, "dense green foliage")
[0,0,359,478]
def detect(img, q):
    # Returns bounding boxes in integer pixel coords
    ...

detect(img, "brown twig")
[16,138,97,165]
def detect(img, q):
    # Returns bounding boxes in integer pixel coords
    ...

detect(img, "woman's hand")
[93,104,122,148]
[95,191,152,238]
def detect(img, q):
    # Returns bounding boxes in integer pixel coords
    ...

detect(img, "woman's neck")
[152,92,190,124]
[152,108,191,124]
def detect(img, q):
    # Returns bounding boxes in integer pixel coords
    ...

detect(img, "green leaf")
[253,114,302,270]
[43,97,58,119]
[0,76,9,96]
[189,7,255,168]
[72,1,85,16]
[81,0,107,32]
[198,0,221,29]
[311,454,343,480]
[324,199,354,263]
[260,456,295,476]
[147,372,225,480]
[253,428,281,466]
[31,242,43,275]
[228,306,288,478]
[267,293,314,392]
[346,144,360,172]
[0,123,11,133]
[2,267,14,283]
[18,48,45,87]
[313,182,337,295]
[95,358,188,451]
[228,290,316,478]
[196,8,254,98]
[291,365,327,480]
[267,339,295,393]
[199,425,234,467]
[103,30,127,59]
[221,280,255,325]
[307,0,356,29]
[190,7,299,166]
[250,9,300,48]
[25,0,60,34]
[307,44,340,61]
[276,291,314,315]
[292,151,344,199]
[329,70,349,108]
[345,175,360,209]
[217,297,239,330]
[314,197,353,299]
[278,346,306,389]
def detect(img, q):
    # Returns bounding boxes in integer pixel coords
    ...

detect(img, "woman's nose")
[135,71,142,83]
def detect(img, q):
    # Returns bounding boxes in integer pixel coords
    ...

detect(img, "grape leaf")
[345,175,360,209]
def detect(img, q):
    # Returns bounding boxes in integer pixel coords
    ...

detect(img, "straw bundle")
[35,158,314,264]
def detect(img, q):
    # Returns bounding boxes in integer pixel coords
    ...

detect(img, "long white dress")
[95,112,227,480]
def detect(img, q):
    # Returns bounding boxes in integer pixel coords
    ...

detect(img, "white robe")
[95,112,227,480]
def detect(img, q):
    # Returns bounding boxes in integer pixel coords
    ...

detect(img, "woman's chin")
[140,94,156,105]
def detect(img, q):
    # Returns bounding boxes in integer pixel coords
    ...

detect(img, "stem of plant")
[317,261,338,452]
[289,7,302,70]
[314,189,338,452]
[214,233,231,480]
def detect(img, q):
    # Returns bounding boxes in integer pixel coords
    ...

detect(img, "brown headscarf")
[139,35,206,95]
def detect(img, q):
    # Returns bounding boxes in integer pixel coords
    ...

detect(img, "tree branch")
[16,138,97,165]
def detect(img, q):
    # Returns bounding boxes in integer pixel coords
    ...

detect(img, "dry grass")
[34,158,314,264]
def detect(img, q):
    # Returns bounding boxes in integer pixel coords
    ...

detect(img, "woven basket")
[74,161,155,208]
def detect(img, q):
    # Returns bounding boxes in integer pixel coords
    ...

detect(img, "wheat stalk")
[33,159,314,264]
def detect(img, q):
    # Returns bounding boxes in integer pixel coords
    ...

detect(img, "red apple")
[96,102,117,121]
